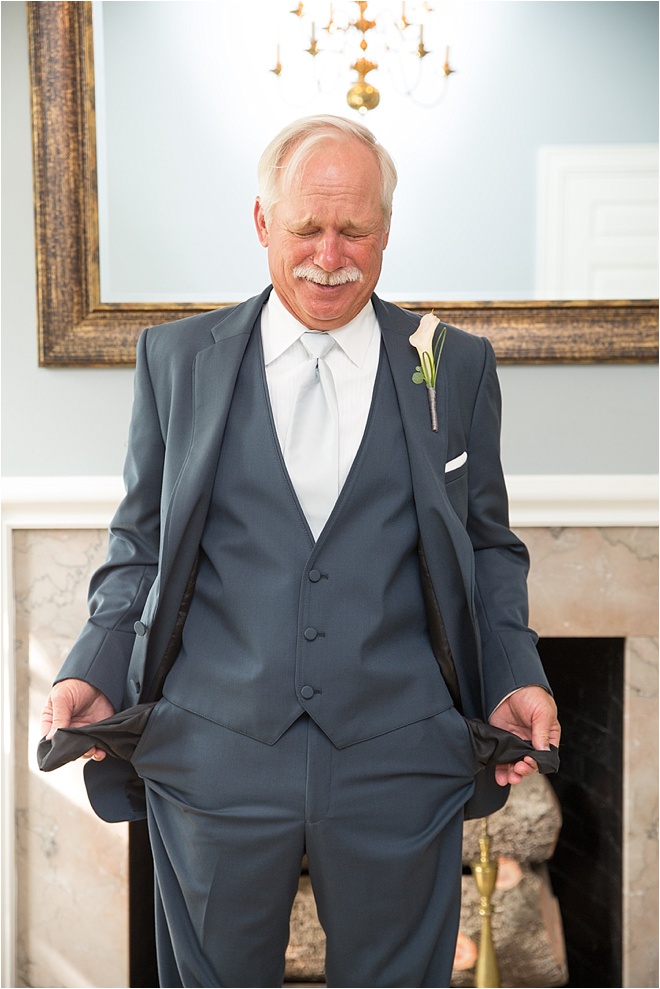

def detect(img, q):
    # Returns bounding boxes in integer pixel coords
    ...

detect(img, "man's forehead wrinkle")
[286,184,369,208]
[281,201,378,232]
[285,165,375,203]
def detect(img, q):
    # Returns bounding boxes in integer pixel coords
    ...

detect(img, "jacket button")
[309,569,321,582]
[134,621,147,636]
[301,685,315,700]
[303,627,318,641]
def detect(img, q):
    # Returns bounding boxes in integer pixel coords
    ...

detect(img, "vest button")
[134,621,147,636]
[303,627,318,641]
[309,569,321,582]
[300,685,315,700]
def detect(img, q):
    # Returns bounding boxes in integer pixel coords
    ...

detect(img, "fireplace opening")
[129,819,158,988]
[128,637,625,988]
[539,637,624,989]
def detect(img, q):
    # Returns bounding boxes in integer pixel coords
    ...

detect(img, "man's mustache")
[292,263,363,286]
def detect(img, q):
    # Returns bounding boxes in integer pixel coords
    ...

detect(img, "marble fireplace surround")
[2,474,657,989]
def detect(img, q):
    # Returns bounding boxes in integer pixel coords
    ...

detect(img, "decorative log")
[495,856,524,891]
[454,932,479,971]
[462,774,562,865]
[285,874,325,984]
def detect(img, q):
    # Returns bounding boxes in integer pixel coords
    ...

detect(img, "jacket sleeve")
[55,329,165,711]
[465,339,550,715]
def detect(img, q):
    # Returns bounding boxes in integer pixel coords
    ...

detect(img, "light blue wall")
[96,0,659,302]
[1,2,657,478]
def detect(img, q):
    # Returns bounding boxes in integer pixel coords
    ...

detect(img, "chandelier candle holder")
[270,1,455,113]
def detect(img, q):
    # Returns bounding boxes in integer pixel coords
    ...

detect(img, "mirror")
[28,1,658,366]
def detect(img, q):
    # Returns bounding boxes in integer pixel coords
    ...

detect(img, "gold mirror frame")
[28,2,658,367]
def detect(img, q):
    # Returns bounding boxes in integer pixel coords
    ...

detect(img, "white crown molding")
[2,474,658,529]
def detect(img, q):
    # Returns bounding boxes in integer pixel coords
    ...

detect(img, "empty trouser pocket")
[37,702,156,771]
[36,706,559,777]
[464,718,559,774]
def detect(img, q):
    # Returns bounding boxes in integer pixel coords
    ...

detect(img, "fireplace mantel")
[2,473,658,529]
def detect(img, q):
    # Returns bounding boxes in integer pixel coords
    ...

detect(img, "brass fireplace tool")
[470,817,500,988]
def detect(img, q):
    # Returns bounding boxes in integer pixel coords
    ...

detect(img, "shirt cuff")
[489,684,550,719]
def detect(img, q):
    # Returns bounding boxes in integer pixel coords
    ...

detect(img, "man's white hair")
[257,114,398,230]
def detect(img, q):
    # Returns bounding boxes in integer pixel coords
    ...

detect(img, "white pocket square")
[445,451,467,473]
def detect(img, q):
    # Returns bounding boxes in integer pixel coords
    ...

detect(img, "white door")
[536,145,658,299]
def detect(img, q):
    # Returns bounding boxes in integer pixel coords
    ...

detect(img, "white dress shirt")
[262,290,381,493]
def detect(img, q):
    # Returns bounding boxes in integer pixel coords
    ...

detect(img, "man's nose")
[313,232,342,271]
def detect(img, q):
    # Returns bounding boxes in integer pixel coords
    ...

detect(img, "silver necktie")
[284,332,339,539]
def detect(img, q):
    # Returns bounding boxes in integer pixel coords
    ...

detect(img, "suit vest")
[163,321,454,748]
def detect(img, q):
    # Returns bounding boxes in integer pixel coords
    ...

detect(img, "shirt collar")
[262,288,377,368]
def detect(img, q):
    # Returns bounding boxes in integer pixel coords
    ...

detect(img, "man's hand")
[489,685,560,787]
[41,679,115,762]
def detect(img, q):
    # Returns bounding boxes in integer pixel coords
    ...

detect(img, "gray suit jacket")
[56,287,548,819]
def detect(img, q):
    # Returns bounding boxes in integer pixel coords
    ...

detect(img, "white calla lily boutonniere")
[409,313,447,432]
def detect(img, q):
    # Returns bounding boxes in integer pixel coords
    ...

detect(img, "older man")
[42,115,559,987]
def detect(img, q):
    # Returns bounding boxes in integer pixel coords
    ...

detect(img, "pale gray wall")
[2,1,657,478]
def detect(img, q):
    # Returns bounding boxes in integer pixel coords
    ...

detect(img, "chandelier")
[270,2,456,113]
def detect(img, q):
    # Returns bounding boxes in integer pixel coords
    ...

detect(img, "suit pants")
[131,697,478,988]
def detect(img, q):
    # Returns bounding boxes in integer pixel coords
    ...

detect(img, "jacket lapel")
[376,296,482,714]
[376,298,449,494]
[159,289,270,576]
[375,295,472,573]
[145,290,269,682]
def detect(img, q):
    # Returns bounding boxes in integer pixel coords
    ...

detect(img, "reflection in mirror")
[93,0,658,304]
[27,1,659,365]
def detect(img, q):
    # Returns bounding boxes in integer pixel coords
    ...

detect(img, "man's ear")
[254,198,269,247]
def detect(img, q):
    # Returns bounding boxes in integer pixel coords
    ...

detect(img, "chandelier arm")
[271,1,455,113]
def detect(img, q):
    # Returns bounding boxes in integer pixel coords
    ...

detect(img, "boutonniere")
[409,313,447,432]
